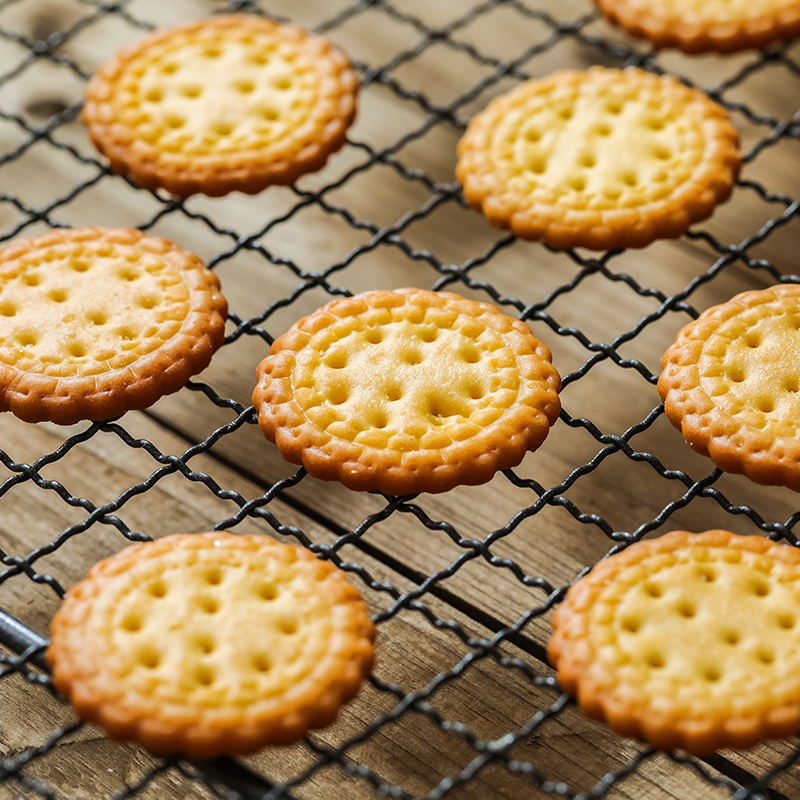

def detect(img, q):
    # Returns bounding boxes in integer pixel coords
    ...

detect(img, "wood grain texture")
[1,0,800,798]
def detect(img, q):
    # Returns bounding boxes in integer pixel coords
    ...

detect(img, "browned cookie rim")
[548,529,800,754]
[0,227,227,424]
[83,15,359,197]
[456,67,741,251]
[594,0,800,54]
[252,288,561,495]
[47,532,376,758]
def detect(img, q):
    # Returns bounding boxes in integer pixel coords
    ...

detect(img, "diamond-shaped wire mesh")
[1,0,800,798]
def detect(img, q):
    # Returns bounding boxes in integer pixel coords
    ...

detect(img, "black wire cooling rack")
[2,0,800,798]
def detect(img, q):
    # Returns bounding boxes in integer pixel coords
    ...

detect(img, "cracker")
[0,226,227,425]
[658,284,800,490]
[455,67,741,251]
[252,288,561,495]
[48,532,376,759]
[594,0,800,54]
[548,529,800,754]
[83,15,358,197]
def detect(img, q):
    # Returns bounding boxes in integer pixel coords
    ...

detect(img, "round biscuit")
[83,15,358,197]
[548,530,800,754]
[456,67,741,251]
[659,284,800,491]
[48,532,376,759]
[252,288,561,495]
[594,0,800,54]
[0,227,227,424]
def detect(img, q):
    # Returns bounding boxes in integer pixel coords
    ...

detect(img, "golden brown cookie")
[456,67,741,251]
[48,532,376,759]
[252,288,561,494]
[594,0,800,54]
[0,227,227,425]
[83,15,358,197]
[549,529,800,754]
[659,284,800,490]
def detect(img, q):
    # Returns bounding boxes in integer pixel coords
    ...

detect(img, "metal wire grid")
[0,0,798,798]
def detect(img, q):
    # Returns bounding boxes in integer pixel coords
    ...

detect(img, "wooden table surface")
[1,1,800,798]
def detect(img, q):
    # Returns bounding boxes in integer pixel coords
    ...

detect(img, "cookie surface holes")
[166,117,185,129]
[23,274,40,286]
[214,122,233,136]
[559,107,573,120]
[160,63,178,74]
[149,581,167,598]
[724,630,740,645]
[119,268,139,281]
[121,614,142,632]
[787,378,800,393]
[201,597,219,614]
[597,124,612,136]
[678,601,696,618]
[139,296,157,310]
[373,413,387,429]
[757,649,775,665]
[139,649,160,669]
[145,89,162,103]
[621,616,640,633]
[607,102,622,114]
[195,666,214,686]
[697,567,716,582]
[279,619,297,635]
[649,118,665,130]
[386,387,402,401]
[118,328,136,341]
[404,350,422,365]
[728,368,745,383]
[329,387,348,405]
[469,384,484,400]
[182,85,202,98]
[655,147,672,160]
[68,343,87,358]
[254,654,271,672]
[365,329,382,344]
[205,568,222,585]
[753,581,770,597]
[704,667,721,682]
[48,289,67,303]
[646,652,664,669]
[263,108,279,121]
[197,636,215,654]
[461,347,480,364]
[758,399,774,413]
[204,47,222,58]
[421,328,437,343]
[571,178,586,192]
[71,259,90,272]
[273,76,292,90]
[235,80,255,93]
[581,155,596,168]
[0,303,16,317]
[623,173,638,187]
[778,614,796,629]
[325,352,347,369]
[745,334,760,348]
[259,584,277,600]
[644,582,662,598]
[525,128,541,142]
[17,332,37,346]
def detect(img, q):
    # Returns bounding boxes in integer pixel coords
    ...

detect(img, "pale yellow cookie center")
[117,29,320,157]
[592,547,800,716]
[0,242,190,377]
[491,77,699,210]
[698,301,800,437]
[293,314,521,451]
[101,547,334,707]
[628,0,800,23]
